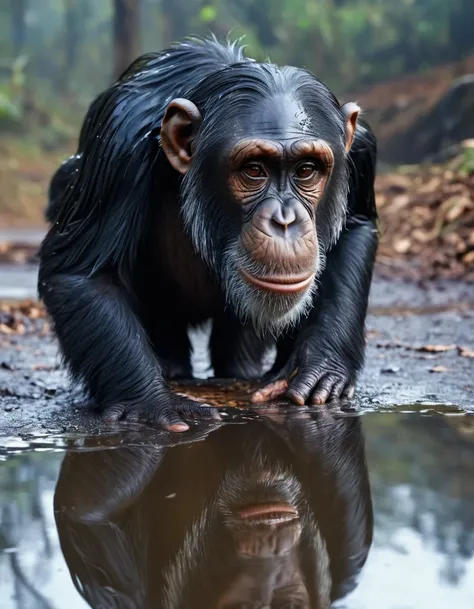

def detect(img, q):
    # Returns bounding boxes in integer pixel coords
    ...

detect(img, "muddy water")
[0,410,473,609]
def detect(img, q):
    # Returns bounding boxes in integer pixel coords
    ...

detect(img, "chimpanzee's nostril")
[271,206,297,232]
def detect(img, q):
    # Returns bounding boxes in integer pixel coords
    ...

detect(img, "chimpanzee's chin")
[225,272,314,336]
[253,287,315,335]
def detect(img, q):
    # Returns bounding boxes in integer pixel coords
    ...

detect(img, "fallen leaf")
[415,344,456,353]
[463,251,474,265]
[413,229,434,244]
[458,346,474,358]
[430,366,449,373]
[31,363,56,371]
[391,194,411,212]
[386,175,412,193]
[0,324,13,335]
[417,177,442,195]
[393,238,412,254]
[366,329,381,339]
[445,196,474,223]
[15,323,26,335]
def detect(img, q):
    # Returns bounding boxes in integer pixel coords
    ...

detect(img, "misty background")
[2,1,474,132]
[1,1,473,278]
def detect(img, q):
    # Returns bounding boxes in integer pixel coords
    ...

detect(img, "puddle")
[0,410,473,609]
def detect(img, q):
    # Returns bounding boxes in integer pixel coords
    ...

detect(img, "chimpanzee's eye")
[294,162,317,180]
[243,163,267,179]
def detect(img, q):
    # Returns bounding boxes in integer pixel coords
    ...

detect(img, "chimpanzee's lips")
[237,503,298,525]
[240,268,315,294]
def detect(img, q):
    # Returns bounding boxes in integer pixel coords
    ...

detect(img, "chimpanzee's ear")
[161,98,202,174]
[341,102,360,153]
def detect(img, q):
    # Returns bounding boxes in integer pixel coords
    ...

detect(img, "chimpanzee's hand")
[252,337,356,406]
[101,390,221,432]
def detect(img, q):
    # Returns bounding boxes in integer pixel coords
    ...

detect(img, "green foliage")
[0,56,29,127]
[200,5,217,23]
[0,92,22,121]
[459,146,474,177]
[0,0,473,126]
[11,55,28,88]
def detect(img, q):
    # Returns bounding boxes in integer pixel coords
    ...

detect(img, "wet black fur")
[39,37,378,417]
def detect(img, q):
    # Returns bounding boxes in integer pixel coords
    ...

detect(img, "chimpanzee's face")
[215,96,333,330]
[160,88,358,333]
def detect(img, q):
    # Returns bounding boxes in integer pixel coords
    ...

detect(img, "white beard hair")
[161,458,332,609]
[221,242,326,338]
[162,502,217,609]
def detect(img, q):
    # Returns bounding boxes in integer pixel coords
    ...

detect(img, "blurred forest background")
[1,0,474,279]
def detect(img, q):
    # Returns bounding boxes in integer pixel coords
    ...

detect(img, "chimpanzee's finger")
[342,384,355,399]
[158,408,190,432]
[310,375,336,405]
[328,379,347,402]
[102,402,190,431]
[102,404,127,423]
[286,368,324,405]
[251,379,289,403]
[178,402,222,421]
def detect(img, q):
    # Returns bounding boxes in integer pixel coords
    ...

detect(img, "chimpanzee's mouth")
[236,503,299,525]
[240,268,315,294]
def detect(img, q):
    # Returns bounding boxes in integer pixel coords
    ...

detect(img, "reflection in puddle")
[54,414,372,608]
[0,411,474,608]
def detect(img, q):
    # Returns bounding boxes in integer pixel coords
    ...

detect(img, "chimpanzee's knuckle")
[290,378,317,400]
[158,407,183,425]
[125,408,140,422]
[181,404,210,419]
[101,404,124,421]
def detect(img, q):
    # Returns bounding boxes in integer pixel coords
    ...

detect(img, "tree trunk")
[113,0,141,81]
[61,0,89,96]
[11,0,27,56]
[161,0,188,45]
[65,0,79,72]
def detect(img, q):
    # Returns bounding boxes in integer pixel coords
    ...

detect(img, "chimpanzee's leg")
[267,331,296,378]
[148,323,193,380]
[45,156,81,222]
[210,313,270,379]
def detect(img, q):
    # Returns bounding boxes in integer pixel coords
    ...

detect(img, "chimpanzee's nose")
[270,205,297,235]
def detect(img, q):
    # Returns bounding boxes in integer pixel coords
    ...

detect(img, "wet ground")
[1,410,474,609]
[1,264,473,436]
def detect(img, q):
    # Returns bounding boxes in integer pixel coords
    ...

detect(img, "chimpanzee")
[54,413,373,607]
[39,37,378,431]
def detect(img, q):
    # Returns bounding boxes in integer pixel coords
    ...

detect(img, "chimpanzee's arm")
[260,412,373,599]
[253,122,378,405]
[294,217,377,403]
[41,273,219,430]
[55,423,220,523]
